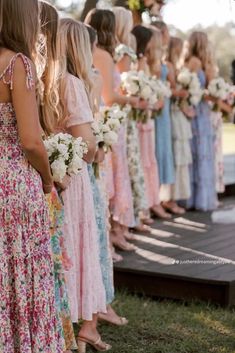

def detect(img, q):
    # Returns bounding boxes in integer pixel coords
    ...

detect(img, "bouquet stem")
[93,162,100,179]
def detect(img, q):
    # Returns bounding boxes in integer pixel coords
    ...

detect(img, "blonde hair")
[206,41,218,78]
[187,31,208,70]
[112,7,133,47]
[39,1,61,135]
[147,27,162,75]
[0,0,39,60]
[167,36,183,69]
[58,18,93,115]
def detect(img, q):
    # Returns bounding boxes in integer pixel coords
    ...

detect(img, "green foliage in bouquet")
[128,0,145,12]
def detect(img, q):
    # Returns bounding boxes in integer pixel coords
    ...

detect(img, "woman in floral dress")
[185,31,217,211]
[131,25,171,221]
[39,3,78,351]
[85,9,139,254]
[58,19,110,352]
[0,0,62,352]
[113,7,150,231]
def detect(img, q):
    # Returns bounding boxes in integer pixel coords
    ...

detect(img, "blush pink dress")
[109,70,135,227]
[61,73,106,322]
[138,118,161,208]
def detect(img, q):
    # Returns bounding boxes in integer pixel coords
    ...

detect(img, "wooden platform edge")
[114,267,235,307]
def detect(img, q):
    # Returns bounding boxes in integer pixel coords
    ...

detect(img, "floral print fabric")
[46,188,77,351]
[0,53,62,353]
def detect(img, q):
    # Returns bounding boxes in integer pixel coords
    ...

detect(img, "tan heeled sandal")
[77,336,112,352]
[98,312,129,326]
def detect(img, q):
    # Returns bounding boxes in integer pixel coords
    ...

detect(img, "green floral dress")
[46,187,77,351]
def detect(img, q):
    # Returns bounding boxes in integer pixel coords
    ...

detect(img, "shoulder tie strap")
[0,53,34,90]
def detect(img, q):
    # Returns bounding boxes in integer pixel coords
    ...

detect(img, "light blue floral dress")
[88,164,115,304]
[154,64,175,185]
[186,70,217,211]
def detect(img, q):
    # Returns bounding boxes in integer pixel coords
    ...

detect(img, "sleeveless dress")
[61,73,106,322]
[0,53,62,353]
[187,70,217,211]
[154,64,175,186]
[171,102,192,200]
[138,118,161,208]
[109,69,135,228]
[88,165,114,305]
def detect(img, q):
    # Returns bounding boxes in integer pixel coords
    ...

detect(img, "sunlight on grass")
[97,292,235,353]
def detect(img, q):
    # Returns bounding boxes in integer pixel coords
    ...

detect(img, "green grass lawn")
[91,292,235,353]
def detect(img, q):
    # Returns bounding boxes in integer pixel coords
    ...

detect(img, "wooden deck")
[114,197,235,307]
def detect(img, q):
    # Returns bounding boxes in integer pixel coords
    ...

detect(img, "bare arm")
[68,123,96,163]
[12,58,53,192]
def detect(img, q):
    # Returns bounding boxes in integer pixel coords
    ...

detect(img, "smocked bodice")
[0,53,34,166]
[0,102,26,163]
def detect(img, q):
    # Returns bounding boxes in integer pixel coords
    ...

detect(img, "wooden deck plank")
[114,198,235,306]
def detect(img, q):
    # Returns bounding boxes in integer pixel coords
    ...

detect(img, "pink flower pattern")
[0,54,62,353]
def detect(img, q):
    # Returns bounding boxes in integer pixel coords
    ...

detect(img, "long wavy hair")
[186,31,209,70]
[84,9,116,57]
[131,25,153,58]
[58,18,93,116]
[147,27,162,75]
[39,1,61,135]
[167,36,183,70]
[0,0,39,60]
[112,7,133,47]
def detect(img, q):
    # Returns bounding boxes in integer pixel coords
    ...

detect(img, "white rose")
[57,143,69,157]
[104,130,118,146]
[140,85,152,100]
[67,155,83,175]
[107,118,121,132]
[127,81,139,95]
[177,69,191,86]
[51,158,67,182]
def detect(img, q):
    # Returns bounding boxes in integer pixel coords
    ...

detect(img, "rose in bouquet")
[44,133,88,182]
[121,70,162,122]
[177,67,203,107]
[207,77,231,100]
[100,104,130,149]
[150,77,172,100]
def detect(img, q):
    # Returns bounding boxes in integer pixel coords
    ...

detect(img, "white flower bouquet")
[121,70,165,122]
[207,77,231,100]
[150,77,172,101]
[114,44,137,64]
[177,67,203,107]
[92,104,131,151]
[44,133,88,182]
[121,70,161,103]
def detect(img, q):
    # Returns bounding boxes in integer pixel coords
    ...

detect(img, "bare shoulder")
[95,47,113,63]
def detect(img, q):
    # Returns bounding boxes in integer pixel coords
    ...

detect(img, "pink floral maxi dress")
[0,53,62,353]
[138,118,161,208]
[61,73,106,322]
[109,70,135,227]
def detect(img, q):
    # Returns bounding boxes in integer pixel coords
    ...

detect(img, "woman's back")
[0,53,33,166]
[0,51,62,353]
